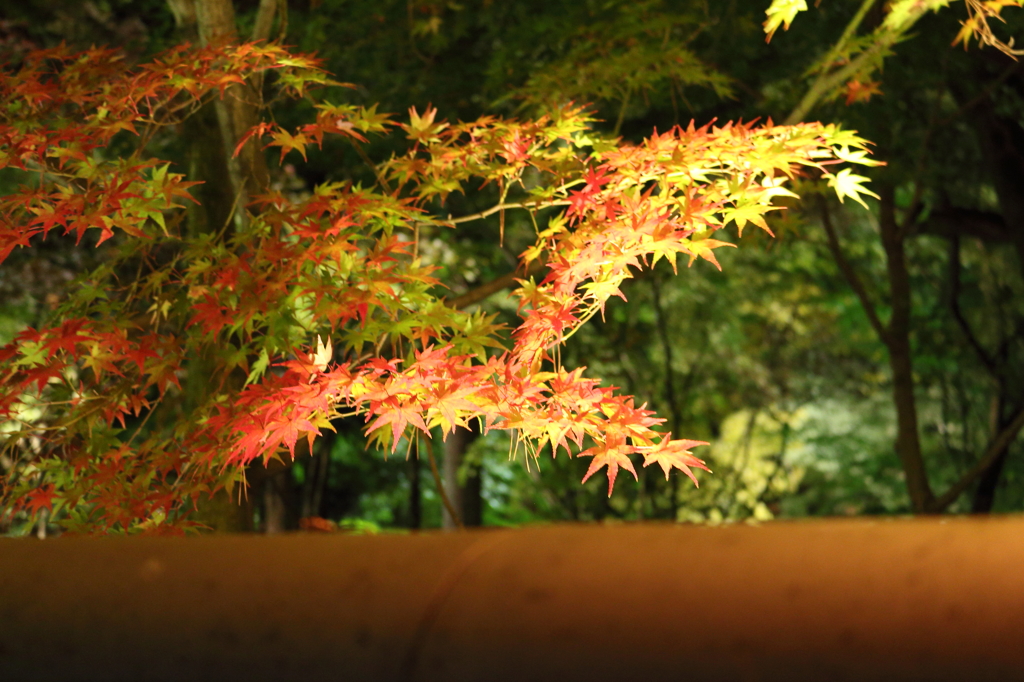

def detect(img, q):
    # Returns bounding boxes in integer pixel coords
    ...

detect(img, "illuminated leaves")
[767,0,1022,116]
[763,0,808,43]
[826,168,880,209]
[581,446,639,497]
[0,39,885,531]
[640,438,711,487]
[953,0,1024,56]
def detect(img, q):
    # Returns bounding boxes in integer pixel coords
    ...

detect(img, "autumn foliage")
[0,41,880,532]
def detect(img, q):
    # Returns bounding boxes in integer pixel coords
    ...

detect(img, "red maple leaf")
[23,484,56,516]
[366,396,429,448]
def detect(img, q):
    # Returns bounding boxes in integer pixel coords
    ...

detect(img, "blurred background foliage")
[2,0,1023,535]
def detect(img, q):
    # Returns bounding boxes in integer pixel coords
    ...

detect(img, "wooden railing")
[3,517,1024,681]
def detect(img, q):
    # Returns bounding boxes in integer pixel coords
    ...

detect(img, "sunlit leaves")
[763,0,808,43]
[826,168,880,209]
[639,438,710,487]
[953,0,1024,56]
[0,37,885,532]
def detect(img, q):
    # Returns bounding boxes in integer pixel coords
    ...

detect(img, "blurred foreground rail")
[2,518,1024,681]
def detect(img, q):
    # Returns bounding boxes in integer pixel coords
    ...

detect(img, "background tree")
[2,0,1022,535]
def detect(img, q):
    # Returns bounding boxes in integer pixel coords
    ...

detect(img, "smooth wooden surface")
[2,517,1024,681]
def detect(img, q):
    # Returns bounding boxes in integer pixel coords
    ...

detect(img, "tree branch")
[948,234,997,374]
[935,60,1023,128]
[449,201,570,225]
[928,404,1024,513]
[819,198,889,345]
[784,0,887,126]
[446,258,546,309]
[809,0,880,80]
[912,206,1012,243]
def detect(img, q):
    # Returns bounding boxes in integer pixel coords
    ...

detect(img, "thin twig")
[929,404,1024,512]
[613,87,632,137]
[948,234,997,373]
[819,197,889,344]
[421,435,463,529]
[446,258,546,309]
[448,200,570,225]
[351,141,392,194]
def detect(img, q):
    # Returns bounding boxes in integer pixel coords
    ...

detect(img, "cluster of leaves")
[764,0,1023,115]
[509,2,732,128]
[0,40,879,532]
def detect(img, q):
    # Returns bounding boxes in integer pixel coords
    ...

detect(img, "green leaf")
[244,348,270,387]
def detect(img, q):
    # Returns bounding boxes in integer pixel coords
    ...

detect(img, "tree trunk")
[879,185,935,513]
[971,395,1011,513]
[168,0,276,531]
[262,466,299,534]
[301,450,330,520]
[442,424,482,528]
[971,449,1009,513]
[193,0,270,234]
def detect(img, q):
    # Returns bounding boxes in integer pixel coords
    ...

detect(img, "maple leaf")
[684,237,736,271]
[311,335,333,373]
[187,293,234,337]
[22,484,56,516]
[639,438,711,487]
[721,204,778,237]
[233,121,277,158]
[763,0,808,43]
[833,145,884,168]
[366,398,429,449]
[580,441,639,497]
[565,166,610,220]
[269,128,311,162]
[844,79,882,105]
[428,385,480,437]
[827,168,880,209]
[405,105,447,143]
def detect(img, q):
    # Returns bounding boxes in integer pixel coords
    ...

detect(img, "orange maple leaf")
[580,441,638,497]
[639,438,711,486]
[844,79,882,105]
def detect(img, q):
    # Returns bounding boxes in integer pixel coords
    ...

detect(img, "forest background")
[2,0,1023,534]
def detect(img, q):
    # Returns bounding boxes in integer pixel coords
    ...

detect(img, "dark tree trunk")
[261,466,300,534]
[971,449,1009,513]
[971,396,1012,513]
[169,0,284,532]
[950,57,1024,513]
[408,451,422,529]
[879,185,936,513]
[442,423,482,528]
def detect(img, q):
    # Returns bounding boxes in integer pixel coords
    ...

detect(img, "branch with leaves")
[0,41,881,532]
[763,0,1024,124]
